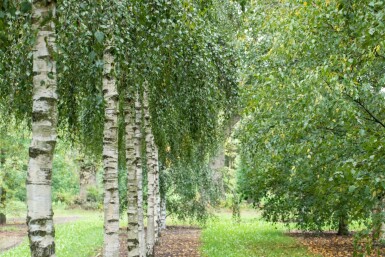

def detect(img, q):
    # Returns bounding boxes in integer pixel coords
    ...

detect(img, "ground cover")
[201,210,314,257]
[0,205,103,257]
[294,232,385,257]
[5,206,385,257]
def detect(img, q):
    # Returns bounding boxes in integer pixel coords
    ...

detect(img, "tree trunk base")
[0,213,6,225]
[337,222,349,236]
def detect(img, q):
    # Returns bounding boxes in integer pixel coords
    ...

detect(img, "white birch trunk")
[154,145,160,240]
[144,88,156,257]
[27,2,57,256]
[160,196,166,230]
[125,94,139,257]
[102,49,120,257]
[134,92,146,257]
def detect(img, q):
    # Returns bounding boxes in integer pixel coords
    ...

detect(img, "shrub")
[55,191,76,206]
[86,186,102,203]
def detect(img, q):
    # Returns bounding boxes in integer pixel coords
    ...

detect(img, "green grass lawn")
[2,204,317,257]
[201,209,316,257]
[0,208,104,257]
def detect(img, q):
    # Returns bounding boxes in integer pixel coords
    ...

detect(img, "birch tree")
[144,87,156,256]
[133,92,146,256]
[126,0,239,225]
[102,44,120,257]
[160,196,166,230]
[155,148,161,238]
[27,1,57,256]
[125,91,140,257]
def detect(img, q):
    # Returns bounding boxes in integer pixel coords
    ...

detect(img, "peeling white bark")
[27,2,57,256]
[125,93,139,257]
[102,49,120,257]
[154,145,160,241]
[134,92,146,257]
[144,88,156,257]
[160,196,166,230]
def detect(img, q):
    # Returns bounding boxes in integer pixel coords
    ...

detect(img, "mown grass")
[0,226,18,232]
[201,209,316,257]
[2,204,318,257]
[0,211,103,257]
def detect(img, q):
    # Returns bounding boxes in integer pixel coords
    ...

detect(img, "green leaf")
[20,1,32,13]
[348,185,356,193]
[94,31,104,44]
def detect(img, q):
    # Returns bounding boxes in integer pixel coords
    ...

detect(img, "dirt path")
[0,216,80,253]
[115,226,201,257]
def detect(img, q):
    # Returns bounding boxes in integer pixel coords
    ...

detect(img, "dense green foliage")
[4,0,385,256]
[4,0,385,251]
[0,1,33,119]
[54,0,239,159]
[1,0,240,223]
[0,121,86,213]
[0,120,29,205]
[238,0,385,232]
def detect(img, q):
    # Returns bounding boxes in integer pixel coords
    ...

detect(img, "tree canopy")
[238,0,385,232]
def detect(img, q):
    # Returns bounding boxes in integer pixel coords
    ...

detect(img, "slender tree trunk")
[160,195,166,230]
[144,88,156,257]
[154,145,160,240]
[380,207,385,242]
[155,176,162,236]
[0,148,6,225]
[373,198,385,243]
[337,215,349,236]
[102,48,120,257]
[27,2,57,256]
[125,94,139,257]
[0,148,4,166]
[0,187,6,225]
[373,205,380,241]
[134,92,146,256]
[232,190,240,223]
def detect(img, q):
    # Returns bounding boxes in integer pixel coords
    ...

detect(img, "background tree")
[238,0,385,236]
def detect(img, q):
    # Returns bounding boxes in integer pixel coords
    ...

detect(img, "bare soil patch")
[0,223,26,252]
[155,226,201,257]
[117,226,201,257]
